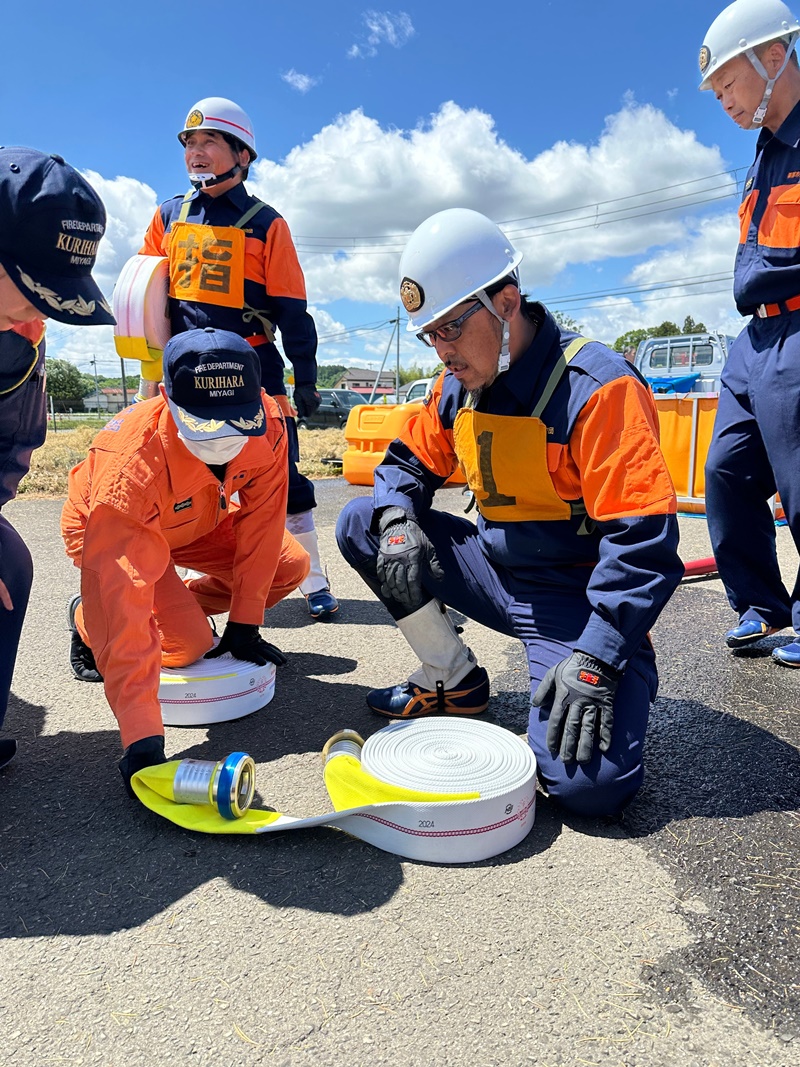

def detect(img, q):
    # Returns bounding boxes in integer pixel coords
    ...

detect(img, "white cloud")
[281,69,320,94]
[45,171,160,375]
[41,101,744,369]
[349,10,415,58]
[567,215,742,346]
[249,101,735,320]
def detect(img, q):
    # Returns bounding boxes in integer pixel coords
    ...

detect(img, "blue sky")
[1,0,757,378]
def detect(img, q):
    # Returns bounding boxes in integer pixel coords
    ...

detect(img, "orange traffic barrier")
[653,394,783,518]
[343,403,465,487]
[653,394,718,513]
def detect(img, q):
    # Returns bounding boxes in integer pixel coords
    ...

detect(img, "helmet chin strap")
[188,163,243,190]
[475,290,512,375]
[747,32,799,126]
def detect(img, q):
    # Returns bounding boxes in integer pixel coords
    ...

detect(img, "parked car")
[634,332,739,394]
[401,376,437,403]
[296,388,365,430]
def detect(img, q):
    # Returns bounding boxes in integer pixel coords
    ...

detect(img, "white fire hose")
[112,254,171,399]
[133,718,537,864]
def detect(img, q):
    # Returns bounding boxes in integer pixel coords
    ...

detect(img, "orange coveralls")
[61,392,309,748]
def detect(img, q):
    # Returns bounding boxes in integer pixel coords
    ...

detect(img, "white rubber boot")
[399,600,477,691]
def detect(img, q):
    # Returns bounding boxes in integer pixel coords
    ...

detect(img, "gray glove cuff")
[573,650,621,682]
[378,506,411,532]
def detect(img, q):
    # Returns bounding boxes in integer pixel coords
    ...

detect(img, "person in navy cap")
[0,146,115,771]
[60,328,309,794]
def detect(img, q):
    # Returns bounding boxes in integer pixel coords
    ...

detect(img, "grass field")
[20,426,348,496]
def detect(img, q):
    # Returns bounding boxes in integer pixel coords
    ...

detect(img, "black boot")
[67,593,103,682]
[69,630,103,682]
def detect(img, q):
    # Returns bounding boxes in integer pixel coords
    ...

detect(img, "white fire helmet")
[699,0,800,125]
[178,97,258,160]
[399,208,523,376]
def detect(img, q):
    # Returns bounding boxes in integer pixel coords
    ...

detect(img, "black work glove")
[118,735,167,798]
[532,651,621,765]
[293,384,321,419]
[204,621,288,667]
[376,507,444,613]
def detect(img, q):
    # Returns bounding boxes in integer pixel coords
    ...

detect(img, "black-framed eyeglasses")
[415,301,485,347]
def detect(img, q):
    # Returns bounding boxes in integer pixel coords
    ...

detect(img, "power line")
[316,318,395,342]
[558,285,735,315]
[292,166,746,255]
[548,271,734,306]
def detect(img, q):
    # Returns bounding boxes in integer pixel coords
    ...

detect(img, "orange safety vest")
[452,338,590,523]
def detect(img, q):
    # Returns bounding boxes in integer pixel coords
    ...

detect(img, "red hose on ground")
[682,556,718,577]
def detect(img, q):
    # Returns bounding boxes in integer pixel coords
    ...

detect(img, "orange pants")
[74,526,309,747]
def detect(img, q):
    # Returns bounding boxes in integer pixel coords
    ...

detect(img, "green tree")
[315,364,349,388]
[399,363,439,385]
[682,314,707,334]
[46,359,89,407]
[551,310,583,332]
[651,320,680,337]
[613,328,650,352]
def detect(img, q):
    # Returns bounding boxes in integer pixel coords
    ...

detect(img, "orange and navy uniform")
[372,306,681,669]
[704,98,800,633]
[140,182,317,397]
[734,99,800,313]
[60,393,308,748]
[0,321,46,507]
[1,321,47,731]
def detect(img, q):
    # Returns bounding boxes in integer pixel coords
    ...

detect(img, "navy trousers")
[1,346,46,732]
[336,498,657,818]
[285,414,316,516]
[0,516,33,731]
[706,314,800,631]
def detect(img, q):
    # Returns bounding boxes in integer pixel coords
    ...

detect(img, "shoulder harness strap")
[530,337,592,419]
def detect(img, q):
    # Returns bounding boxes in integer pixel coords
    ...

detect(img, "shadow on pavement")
[0,671,553,941]
[628,696,800,831]
[264,596,394,630]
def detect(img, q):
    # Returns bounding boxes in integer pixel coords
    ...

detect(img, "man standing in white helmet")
[700,0,800,666]
[336,209,683,818]
[138,97,338,620]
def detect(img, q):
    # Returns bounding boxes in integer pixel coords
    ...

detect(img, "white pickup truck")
[634,332,739,393]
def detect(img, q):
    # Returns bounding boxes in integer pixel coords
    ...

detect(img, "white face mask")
[178,433,247,465]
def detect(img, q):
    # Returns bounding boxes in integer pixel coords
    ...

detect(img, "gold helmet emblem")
[400,277,424,313]
[185,109,204,129]
[699,45,711,75]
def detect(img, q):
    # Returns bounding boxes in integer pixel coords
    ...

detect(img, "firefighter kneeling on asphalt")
[60,328,309,794]
[336,209,684,818]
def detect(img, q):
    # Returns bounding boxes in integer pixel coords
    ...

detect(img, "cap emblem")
[699,45,711,75]
[185,109,204,129]
[16,267,111,318]
[230,409,264,431]
[176,408,225,434]
[400,277,424,313]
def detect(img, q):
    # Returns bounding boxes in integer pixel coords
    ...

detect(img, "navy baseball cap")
[0,146,115,326]
[163,328,266,440]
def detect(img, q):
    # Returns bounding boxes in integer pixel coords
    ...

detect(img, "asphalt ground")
[1,482,799,1067]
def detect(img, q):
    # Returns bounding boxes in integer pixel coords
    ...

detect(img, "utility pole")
[395,305,401,401]
[120,358,129,407]
[368,321,397,404]
[90,357,100,413]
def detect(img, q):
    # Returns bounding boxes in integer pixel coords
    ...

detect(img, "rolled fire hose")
[158,655,276,726]
[131,718,537,863]
[112,254,171,397]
